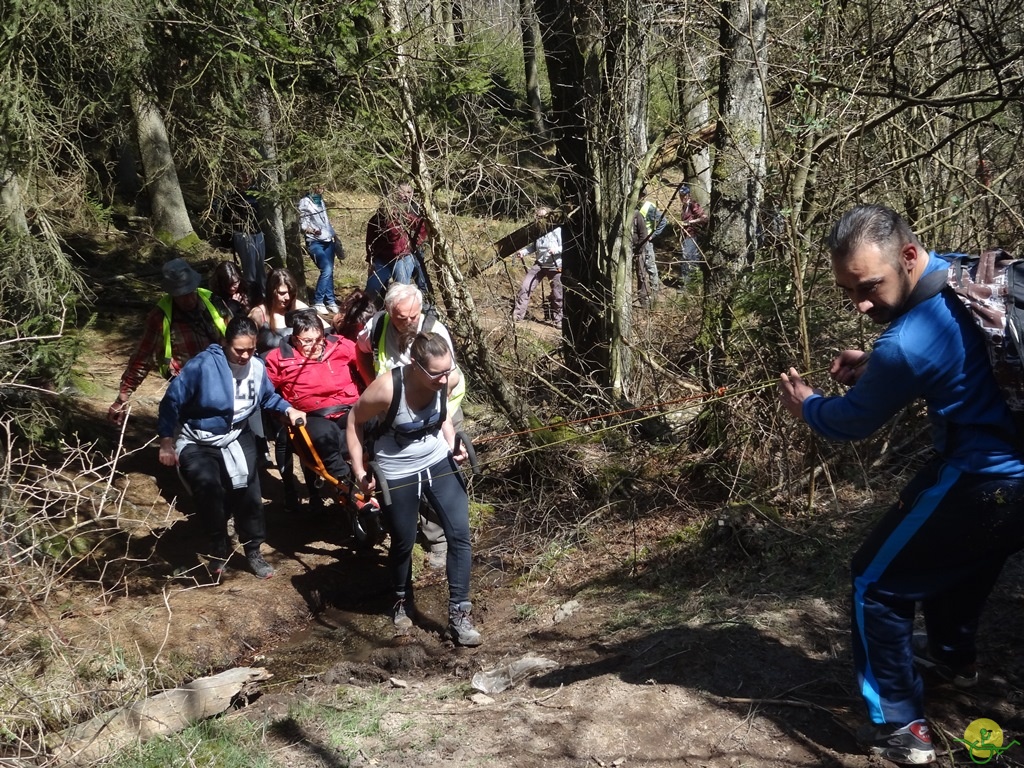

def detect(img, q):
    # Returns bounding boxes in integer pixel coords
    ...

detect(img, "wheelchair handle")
[454,430,480,476]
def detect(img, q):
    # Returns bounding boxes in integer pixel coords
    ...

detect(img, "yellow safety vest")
[156,288,228,377]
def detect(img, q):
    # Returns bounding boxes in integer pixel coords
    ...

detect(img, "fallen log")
[49,666,272,765]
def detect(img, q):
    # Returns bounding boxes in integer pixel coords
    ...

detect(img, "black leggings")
[177,429,264,557]
[383,455,471,608]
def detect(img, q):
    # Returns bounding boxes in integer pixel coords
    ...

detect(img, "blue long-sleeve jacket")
[803,253,1024,476]
[158,344,290,438]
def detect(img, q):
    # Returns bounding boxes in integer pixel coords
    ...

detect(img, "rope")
[371,365,832,495]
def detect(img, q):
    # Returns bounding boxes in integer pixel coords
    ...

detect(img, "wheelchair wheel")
[454,430,481,481]
[351,495,386,550]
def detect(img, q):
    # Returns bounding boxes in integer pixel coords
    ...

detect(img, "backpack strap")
[367,365,448,444]
[383,366,403,435]
[892,268,947,321]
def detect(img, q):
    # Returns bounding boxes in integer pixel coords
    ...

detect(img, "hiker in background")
[157,316,304,580]
[365,183,428,303]
[406,191,433,297]
[222,174,266,305]
[639,192,668,292]
[108,257,232,425]
[265,309,363,512]
[298,184,340,316]
[511,207,563,327]
[631,209,653,308]
[675,184,708,278]
[357,282,466,568]
[210,260,250,317]
[778,204,1024,766]
[346,332,482,647]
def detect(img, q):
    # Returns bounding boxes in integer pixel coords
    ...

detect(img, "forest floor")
[19,193,1024,767]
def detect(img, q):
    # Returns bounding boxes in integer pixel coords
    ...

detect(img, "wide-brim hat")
[161,257,202,297]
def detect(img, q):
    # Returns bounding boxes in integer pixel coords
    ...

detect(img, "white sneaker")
[326,303,340,314]
[312,303,329,315]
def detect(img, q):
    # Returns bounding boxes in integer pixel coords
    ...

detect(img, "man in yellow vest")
[108,258,232,425]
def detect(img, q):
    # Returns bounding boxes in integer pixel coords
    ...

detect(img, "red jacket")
[264,336,361,414]
[365,206,426,264]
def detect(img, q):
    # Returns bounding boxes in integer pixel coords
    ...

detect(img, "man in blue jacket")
[779,205,1024,765]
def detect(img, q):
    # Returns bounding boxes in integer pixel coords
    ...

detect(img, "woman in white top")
[347,332,481,646]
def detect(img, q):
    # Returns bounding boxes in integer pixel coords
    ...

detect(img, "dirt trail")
[55,224,1024,767]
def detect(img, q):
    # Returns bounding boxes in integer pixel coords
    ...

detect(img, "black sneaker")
[912,632,978,688]
[857,719,935,765]
[392,598,413,631]
[448,601,482,647]
[208,556,228,579]
[246,550,275,579]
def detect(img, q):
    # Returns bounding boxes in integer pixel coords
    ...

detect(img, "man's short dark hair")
[290,309,323,337]
[827,205,922,266]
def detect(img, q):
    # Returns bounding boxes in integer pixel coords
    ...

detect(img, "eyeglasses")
[415,360,456,381]
[292,335,323,348]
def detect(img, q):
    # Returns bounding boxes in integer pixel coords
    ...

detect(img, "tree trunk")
[0,172,30,235]
[51,667,272,764]
[680,51,712,194]
[255,87,288,270]
[520,0,547,139]
[131,88,198,250]
[699,0,768,393]
[534,0,652,397]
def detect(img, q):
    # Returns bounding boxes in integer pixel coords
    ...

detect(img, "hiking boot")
[448,601,482,646]
[427,545,447,570]
[246,550,275,580]
[857,719,935,765]
[912,632,978,689]
[392,597,413,631]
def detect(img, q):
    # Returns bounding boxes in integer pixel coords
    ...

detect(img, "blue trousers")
[382,455,471,608]
[307,239,337,306]
[851,458,1024,725]
[366,254,416,300]
[677,237,702,276]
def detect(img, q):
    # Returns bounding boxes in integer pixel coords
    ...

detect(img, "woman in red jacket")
[264,310,364,508]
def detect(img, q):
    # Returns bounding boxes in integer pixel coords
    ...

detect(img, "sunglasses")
[414,359,456,381]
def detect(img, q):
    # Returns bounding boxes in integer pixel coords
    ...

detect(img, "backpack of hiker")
[928,249,1024,426]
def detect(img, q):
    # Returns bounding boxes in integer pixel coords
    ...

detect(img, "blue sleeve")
[258,367,290,414]
[802,340,923,441]
[158,364,199,438]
